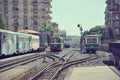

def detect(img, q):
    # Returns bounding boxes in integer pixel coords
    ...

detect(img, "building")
[66,35,80,48]
[105,0,120,40]
[58,30,66,38]
[0,0,52,32]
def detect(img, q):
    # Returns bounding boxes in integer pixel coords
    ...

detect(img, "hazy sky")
[51,0,106,36]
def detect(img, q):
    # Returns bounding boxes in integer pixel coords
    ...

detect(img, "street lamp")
[77,24,83,51]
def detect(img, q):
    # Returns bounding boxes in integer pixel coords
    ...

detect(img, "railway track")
[30,50,73,80]
[3,49,118,80]
[0,54,45,73]
[0,52,60,73]
[30,52,100,80]
[2,49,111,80]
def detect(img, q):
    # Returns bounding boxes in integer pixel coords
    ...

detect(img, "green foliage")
[83,25,105,40]
[45,25,55,36]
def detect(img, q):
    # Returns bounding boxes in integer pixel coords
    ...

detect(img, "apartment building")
[105,0,120,40]
[0,0,52,32]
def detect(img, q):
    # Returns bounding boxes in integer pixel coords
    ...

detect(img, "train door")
[16,35,19,53]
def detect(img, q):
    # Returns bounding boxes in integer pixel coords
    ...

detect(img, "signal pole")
[77,24,83,52]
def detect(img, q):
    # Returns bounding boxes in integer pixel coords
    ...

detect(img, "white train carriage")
[84,35,101,53]
[29,34,39,52]
[16,32,30,53]
[0,29,17,56]
[0,29,40,57]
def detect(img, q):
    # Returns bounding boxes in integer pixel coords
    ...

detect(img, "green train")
[84,35,101,53]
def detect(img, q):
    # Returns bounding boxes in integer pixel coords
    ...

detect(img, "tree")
[45,25,55,36]
[83,25,106,40]
[83,30,89,37]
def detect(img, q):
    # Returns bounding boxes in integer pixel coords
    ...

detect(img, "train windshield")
[86,37,97,44]
[51,38,61,43]
[50,43,61,47]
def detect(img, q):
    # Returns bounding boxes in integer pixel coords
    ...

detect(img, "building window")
[24,26,28,29]
[13,12,19,18]
[23,0,28,3]
[13,19,19,25]
[23,12,28,18]
[12,6,19,11]
[12,0,19,3]
[115,21,120,27]
[113,4,119,11]
[23,6,28,11]
[4,6,8,11]
[31,0,37,3]
[23,18,28,26]
[33,20,38,25]
[4,13,8,18]
[4,0,8,3]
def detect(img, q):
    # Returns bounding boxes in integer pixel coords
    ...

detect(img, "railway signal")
[77,24,83,52]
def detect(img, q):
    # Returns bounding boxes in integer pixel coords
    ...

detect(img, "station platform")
[65,66,120,80]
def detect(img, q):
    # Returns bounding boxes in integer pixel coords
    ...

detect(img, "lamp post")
[77,24,83,51]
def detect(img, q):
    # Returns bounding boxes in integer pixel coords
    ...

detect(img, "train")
[50,37,63,52]
[0,29,46,58]
[84,35,101,53]
[109,42,120,68]
[64,38,71,48]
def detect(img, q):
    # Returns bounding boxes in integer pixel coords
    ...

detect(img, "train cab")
[50,43,62,52]
[84,35,101,53]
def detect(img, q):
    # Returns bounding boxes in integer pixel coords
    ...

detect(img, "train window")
[86,37,98,44]
[92,38,97,43]
[87,38,91,43]
[50,43,61,47]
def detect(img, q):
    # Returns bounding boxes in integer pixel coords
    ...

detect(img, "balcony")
[106,6,114,11]
[23,15,28,19]
[31,9,38,12]
[44,0,52,2]
[43,4,52,8]
[41,15,52,20]
[3,0,8,3]
[4,8,8,11]
[13,15,19,18]
[13,22,19,26]
[115,25,120,28]
[0,0,2,3]
[106,0,111,4]
[41,9,52,14]
[32,20,38,26]
[114,22,120,28]
[12,7,19,11]
[31,16,38,19]
[31,1,38,5]
[112,17,120,21]
[12,0,19,4]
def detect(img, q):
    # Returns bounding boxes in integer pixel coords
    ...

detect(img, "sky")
[51,0,106,36]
